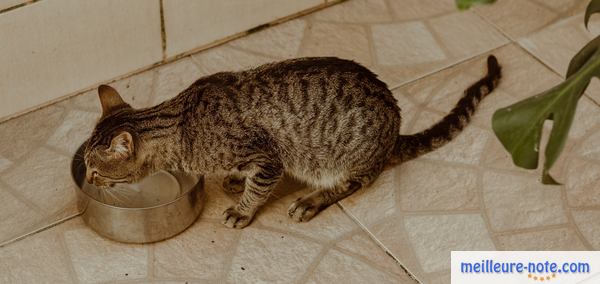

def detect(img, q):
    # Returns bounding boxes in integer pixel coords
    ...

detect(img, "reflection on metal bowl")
[71,142,205,243]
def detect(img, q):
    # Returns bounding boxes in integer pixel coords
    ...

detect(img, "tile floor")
[1,0,599,283]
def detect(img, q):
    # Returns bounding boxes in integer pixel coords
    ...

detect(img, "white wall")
[0,0,328,121]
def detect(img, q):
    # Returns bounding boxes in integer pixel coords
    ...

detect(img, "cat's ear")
[108,131,134,158]
[98,85,128,117]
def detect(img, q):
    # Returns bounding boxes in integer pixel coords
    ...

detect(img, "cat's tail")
[390,55,501,164]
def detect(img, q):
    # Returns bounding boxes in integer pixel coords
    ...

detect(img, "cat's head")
[84,85,149,187]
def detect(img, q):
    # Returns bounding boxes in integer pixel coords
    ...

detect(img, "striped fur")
[391,55,502,163]
[84,56,501,228]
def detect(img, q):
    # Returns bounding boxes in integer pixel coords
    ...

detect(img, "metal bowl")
[71,143,205,243]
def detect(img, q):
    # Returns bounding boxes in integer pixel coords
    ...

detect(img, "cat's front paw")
[222,207,253,229]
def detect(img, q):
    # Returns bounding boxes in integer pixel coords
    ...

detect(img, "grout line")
[58,229,81,283]
[335,203,422,284]
[0,211,81,248]
[0,0,39,14]
[388,42,512,91]
[159,0,167,61]
[0,0,342,125]
[216,229,243,281]
[294,244,330,284]
[515,41,600,108]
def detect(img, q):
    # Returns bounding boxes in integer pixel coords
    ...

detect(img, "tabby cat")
[84,56,501,228]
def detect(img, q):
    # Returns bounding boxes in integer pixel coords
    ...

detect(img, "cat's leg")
[222,172,246,194]
[222,158,283,228]
[288,165,383,222]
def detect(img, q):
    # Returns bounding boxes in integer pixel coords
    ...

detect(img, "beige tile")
[429,12,508,59]
[398,160,478,211]
[256,186,358,242]
[335,232,417,282]
[422,127,490,165]
[0,188,44,242]
[372,21,446,66]
[0,105,65,161]
[473,0,558,39]
[0,0,162,120]
[339,167,399,226]
[520,13,600,104]
[497,227,587,250]
[578,129,600,160]
[569,97,600,139]
[191,45,276,76]
[228,19,306,59]
[1,148,76,215]
[572,209,600,249]
[0,0,25,11]
[300,21,372,65]
[110,69,158,109]
[307,249,412,284]
[152,57,203,104]
[483,171,568,231]
[388,0,455,21]
[226,227,322,283]
[163,0,322,57]
[63,227,148,283]
[539,0,588,13]
[519,14,590,75]
[46,110,99,155]
[566,158,600,207]
[0,154,12,173]
[153,221,240,280]
[0,221,75,283]
[404,214,495,273]
[311,0,393,23]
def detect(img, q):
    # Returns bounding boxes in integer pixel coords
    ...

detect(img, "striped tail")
[391,55,502,163]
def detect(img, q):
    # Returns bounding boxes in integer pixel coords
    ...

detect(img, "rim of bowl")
[77,173,203,211]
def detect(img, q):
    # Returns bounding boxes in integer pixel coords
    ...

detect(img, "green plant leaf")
[585,0,600,29]
[455,0,496,10]
[492,35,600,184]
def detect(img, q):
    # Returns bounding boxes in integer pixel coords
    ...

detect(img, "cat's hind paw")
[287,197,320,222]
[222,207,253,229]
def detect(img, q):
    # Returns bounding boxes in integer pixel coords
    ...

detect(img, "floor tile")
[153,221,240,280]
[46,110,99,155]
[483,171,568,231]
[497,227,587,250]
[225,227,322,283]
[0,221,75,284]
[191,45,277,76]
[404,214,495,273]
[0,148,77,216]
[372,21,446,66]
[519,13,600,104]
[228,19,307,59]
[311,0,392,23]
[63,227,148,283]
[152,57,204,104]
[473,0,558,39]
[398,160,478,211]
[0,187,44,242]
[300,21,372,65]
[572,209,600,249]
[388,0,455,21]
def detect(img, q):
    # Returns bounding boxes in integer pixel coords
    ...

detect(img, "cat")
[84,55,501,228]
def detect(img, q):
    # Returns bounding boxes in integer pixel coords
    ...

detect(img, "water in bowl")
[82,170,181,208]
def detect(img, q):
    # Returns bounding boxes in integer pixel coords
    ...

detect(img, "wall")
[0,0,329,121]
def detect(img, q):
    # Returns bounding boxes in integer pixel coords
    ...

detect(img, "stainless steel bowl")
[71,143,205,243]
